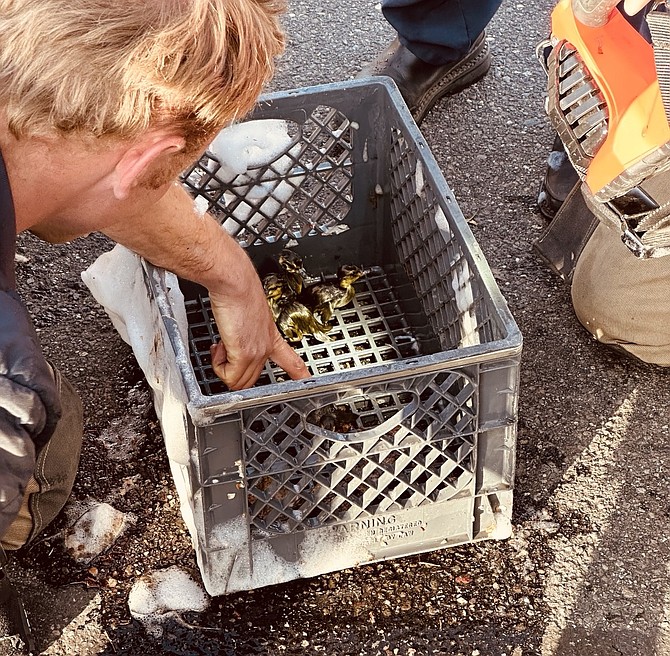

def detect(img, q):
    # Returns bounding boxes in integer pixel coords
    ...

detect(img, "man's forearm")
[102,182,255,297]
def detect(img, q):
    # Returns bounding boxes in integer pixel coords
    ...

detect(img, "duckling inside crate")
[300,263,370,324]
[262,249,371,345]
[262,270,332,343]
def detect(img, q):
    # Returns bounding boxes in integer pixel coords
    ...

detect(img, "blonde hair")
[0,0,285,147]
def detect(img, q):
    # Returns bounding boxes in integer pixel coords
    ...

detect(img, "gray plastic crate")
[146,78,522,596]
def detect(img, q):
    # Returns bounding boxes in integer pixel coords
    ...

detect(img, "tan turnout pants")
[572,221,670,367]
[1,368,83,550]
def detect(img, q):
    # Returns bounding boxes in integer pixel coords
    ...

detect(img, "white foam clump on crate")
[487,504,514,540]
[432,206,481,348]
[204,516,374,595]
[415,160,424,195]
[65,501,135,563]
[206,120,305,236]
[209,119,294,179]
[451,257,479,348]
[489,509,513,540]
[207,517,298,590]
[128,566,209,637]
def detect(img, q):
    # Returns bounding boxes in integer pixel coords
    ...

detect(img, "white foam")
[488,509,513,540]
[193,195,209,217]
[65,501,134,563]
[434,205,480,348]
[209,120,294,179]
[298,527,372,578]
[206,120,305,237]
[128,566,209,636]
[321,223,350,236]
[415,160,424,195]
[451,256,480,348]
[201,517,373,595]
[96,419,143,462]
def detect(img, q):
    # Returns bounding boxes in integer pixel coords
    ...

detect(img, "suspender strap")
[647,3,670,123]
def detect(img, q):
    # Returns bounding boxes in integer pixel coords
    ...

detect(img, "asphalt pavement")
[7,1,670,655]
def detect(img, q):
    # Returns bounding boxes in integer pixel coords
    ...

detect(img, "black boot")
[357,32,492,125]
[537,134,580,220]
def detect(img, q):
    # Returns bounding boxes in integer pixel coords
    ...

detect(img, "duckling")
[310,404,360,433]
[303,264,369,323]
[277,249,307,296]
[263,272,289,321]
[276,300,333,343]
[263,272,332,342]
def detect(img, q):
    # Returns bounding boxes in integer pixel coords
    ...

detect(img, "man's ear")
[112,133,186,200]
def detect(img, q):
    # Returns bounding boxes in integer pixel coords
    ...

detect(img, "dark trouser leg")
[359,0,501,123]
[382,0,502,65]
[1,368,83,550]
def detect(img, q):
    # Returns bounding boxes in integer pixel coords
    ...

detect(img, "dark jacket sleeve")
[0,288,61,537]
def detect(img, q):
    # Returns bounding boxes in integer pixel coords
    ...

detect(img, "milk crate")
[146,79,522,596]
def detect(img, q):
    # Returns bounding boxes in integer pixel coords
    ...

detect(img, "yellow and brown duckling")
[263,272,332,343]
[277,248,307,296]
[303,264,369,323]
[263,272,289,322]
[277,301,333,343]
[262,249,306,318]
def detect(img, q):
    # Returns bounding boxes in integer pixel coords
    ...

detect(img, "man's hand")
[207,256,309,390]
[623,0,649,16]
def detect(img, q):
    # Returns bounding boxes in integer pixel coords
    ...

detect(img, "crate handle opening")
[302,391,420,443]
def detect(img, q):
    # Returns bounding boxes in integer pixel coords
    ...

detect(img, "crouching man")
[0,0,309,609]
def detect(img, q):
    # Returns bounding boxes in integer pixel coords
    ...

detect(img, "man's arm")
[102,182,310,390]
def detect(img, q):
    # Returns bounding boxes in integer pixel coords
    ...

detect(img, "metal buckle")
[605,187,659,258]
[535,38,554,75]
[619,225,652,259]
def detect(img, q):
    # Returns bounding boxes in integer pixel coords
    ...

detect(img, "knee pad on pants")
[571,222,670,367]
[1,368,83,550]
